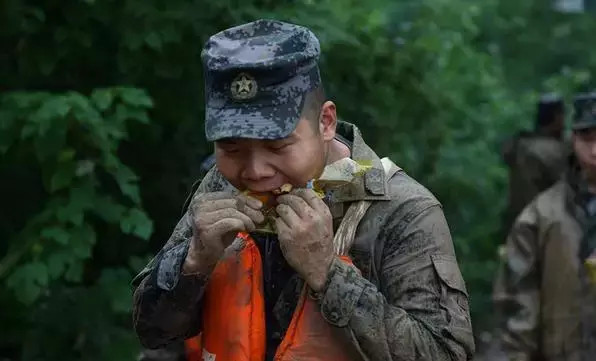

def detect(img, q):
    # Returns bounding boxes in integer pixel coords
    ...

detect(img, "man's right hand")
[183,191,264,274]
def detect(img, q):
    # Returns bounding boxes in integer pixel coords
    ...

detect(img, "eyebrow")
[267,136,295,143]
[271,133,299,142]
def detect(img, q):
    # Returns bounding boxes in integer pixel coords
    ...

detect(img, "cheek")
[576,142,590,159]
[277,147,324,183]
[575,140,596,167]
[215,156,241,184]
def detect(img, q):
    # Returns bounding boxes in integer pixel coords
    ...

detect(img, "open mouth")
[242,157,374,234]
[244,184,294,234]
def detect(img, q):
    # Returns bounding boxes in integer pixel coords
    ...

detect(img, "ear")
[319,101,337,142]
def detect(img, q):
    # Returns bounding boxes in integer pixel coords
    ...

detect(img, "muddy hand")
[183,191,264,274]
[275,188,334,291]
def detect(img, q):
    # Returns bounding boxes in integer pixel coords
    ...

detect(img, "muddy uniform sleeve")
[132,172,223,349]
[132,213,209,349]
[494,207,541,361]
[316,203,474,360]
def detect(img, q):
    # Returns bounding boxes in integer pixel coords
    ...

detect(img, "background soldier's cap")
[572,92,596,130]
[539,92,563,105]
[201,19,322,142]
[535,92,565,129]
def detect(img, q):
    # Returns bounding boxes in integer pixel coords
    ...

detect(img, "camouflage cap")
[572,92,596,130]
[201,19,322,142]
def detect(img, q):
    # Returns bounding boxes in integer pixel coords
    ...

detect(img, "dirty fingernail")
[247,197,262,208]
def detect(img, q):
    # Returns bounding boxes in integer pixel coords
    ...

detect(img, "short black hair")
[535,94,564,130]
[300,86,326,131]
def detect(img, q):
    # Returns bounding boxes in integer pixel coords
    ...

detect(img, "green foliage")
[2,0,596,359]
[19,279,142,361]
[0,88,153,359]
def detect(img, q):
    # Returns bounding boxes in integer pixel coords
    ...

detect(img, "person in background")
[501,94,567,236]
[484,95,568,361]
[494,92,596,361]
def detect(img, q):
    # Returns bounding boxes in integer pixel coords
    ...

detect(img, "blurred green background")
[1,0,595,359]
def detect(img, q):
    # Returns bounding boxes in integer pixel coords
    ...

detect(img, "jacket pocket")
[431,254,472,347]
[431,254,468,297]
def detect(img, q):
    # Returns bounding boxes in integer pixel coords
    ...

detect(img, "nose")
[241,154,275,181]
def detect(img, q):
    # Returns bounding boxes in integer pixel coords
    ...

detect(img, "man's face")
[574,127,596,181]
[214,103,337,193]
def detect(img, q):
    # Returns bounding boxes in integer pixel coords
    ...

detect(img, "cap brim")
[572,121,596,131]
[205,96,303,141]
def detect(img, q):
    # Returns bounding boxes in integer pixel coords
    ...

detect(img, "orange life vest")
[184,232,357,361]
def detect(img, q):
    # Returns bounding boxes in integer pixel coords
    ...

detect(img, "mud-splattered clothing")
[133,122,474,360]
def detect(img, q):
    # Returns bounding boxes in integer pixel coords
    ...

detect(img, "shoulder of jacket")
[377,169,441,218]
[525,137,564,160]
[521,181,566,223]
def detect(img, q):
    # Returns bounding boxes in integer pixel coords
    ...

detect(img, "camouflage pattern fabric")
[132,121,475,361]
[132,19,474,361]
[202,19,321,142]
[137,342,186,361]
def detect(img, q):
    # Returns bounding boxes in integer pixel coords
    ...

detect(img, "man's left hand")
[275,189,334,292]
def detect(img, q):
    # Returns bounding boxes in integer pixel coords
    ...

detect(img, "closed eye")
[217,142,240,153]
[269,143,291,151]
[222,147,240,153]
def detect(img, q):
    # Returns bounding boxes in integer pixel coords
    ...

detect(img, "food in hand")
[244,184,293,233]
[272,183,293,195]
[243,158,374,234]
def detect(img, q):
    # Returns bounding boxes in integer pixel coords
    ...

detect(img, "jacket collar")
[330,121,390,203]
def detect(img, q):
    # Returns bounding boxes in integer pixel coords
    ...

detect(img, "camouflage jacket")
[132,122,474,361]
[494,158,596,361]
[501,132,566,234]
